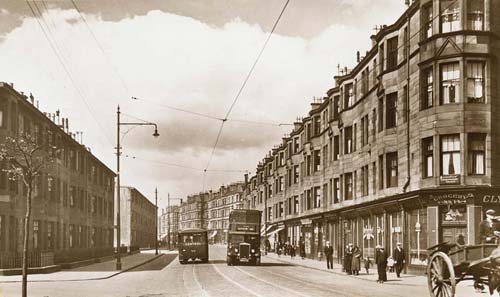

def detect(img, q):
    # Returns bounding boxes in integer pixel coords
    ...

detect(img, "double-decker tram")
[178,229,208,264]
[226,209,262,266]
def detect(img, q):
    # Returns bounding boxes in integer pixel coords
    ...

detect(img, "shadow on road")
[128,254,178,272]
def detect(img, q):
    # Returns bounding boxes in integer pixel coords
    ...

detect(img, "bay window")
[423,137,434,178]
[422,3,433,39]
[441,134,461,176]
[422,67,434,109]
[440,63,461,104]
[467,62,485,103]
[441,0,460,33]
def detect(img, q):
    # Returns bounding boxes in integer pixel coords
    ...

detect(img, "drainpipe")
[403,4,411,193]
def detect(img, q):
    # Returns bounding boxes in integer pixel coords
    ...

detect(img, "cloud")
[0,6,403,202]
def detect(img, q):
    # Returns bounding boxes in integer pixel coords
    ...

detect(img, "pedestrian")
[393,242,406,278]
[277,241,282,257]
[324,241,334,269]
[351,246,361,275]
[300,239,306,259]
[364,257,371,275]
[344,243,353,275]
[284,241,289,256]
[376,246,388,283]
[387,256,394,272]
[290,244,296,259]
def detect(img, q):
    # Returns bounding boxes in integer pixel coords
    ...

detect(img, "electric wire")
[25,1,115,147]
[131,96,223,121]
[69,0,131,96]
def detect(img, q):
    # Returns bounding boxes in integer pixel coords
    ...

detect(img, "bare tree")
[0,135,52,297]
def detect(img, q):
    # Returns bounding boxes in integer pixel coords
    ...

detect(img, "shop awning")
[160,233,169,240]
[264,226,285,237]
[261,224,276,236]
[208,230,218,239]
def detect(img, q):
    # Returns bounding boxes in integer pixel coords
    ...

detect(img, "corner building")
[245,0,500,272]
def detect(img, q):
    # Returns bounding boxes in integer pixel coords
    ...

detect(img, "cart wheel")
[427,251,456,297]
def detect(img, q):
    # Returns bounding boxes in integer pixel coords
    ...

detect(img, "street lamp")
[116,105,159,270]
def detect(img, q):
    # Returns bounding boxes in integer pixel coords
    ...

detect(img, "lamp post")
[116,105,159,270]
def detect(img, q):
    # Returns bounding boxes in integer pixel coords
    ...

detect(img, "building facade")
[158,205,180,248]
[118,187,156,249]
[180,192,208,230]
[0,82,116,267]
[207,182,245,244]
[245,0,500,272]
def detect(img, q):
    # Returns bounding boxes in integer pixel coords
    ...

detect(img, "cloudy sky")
[0,0,406,210]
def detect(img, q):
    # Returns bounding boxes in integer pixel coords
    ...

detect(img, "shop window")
[344,173,353,200]
[468,0,484,30]
[440,62,461,104]
[362,217,375,258]
[423,137,434,178]
[409,209,428,265]
[386,152,398,188]
[441,134,461,176]
[468,133,485,175]
[375,215,385,248]
[390,212,403,254]
[467,62,485,103]
[441,0,460,33]
[387,37,398,71]
[422,67,434,109]
[344,126,353,154]
[441,205,467,245]
[422,3,433,39]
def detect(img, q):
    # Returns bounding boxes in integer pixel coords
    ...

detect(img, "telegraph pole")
[155,188,158,255]
[116,106,122,270]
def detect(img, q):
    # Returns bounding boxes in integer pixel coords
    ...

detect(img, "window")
[441,134,461,176]
[333,135,340,160]
[0,102,5,128]
[441,0,460,33]
[306,190,312,210]
[313,150,321,172]
[333,178,340,203]
[378,97,384,132]
[361,67,369,96]
[333,96,340,119]
[345,84,354,108]
[387,37,398,71]
[293,165,299,183]
[423,137,434,178]
[344,126,353,154]
[467,62,485,103]
[313,116,321,136]
[314,186,321,208]
[441,63,461,104]
[468,0,484,30]
[344,173,353,200]
[293,137,300,153]
[468,133,485,175]
[386,152,398,188]
[361,165,369,196]
[386,92,397,129]
[422,3,433,39]
[294,196,299,214]
[422,67,434,109]
[33,220,40,250]
[379,155,385,190]
[361,115,369,146]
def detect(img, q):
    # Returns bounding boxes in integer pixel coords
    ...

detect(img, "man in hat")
[393,242,406,278]
[344,243,353,274]
[479,209,500,243]
[375,245,388,283]
[324,241,334,269]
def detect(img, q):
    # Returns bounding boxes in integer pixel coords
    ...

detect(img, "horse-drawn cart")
[427,242,500,297]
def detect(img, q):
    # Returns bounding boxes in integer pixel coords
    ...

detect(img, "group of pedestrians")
[275,240,306,259]
[343,243,362,275]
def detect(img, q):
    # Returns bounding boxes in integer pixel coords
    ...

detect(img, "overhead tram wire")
[69,0,131,96]
[25,1,115,146]
[203,0,291,183]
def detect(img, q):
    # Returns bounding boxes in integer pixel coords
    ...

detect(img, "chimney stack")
[356,51,360,63]
[29,93,34,104]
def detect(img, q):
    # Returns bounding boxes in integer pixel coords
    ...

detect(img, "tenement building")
[245,0,500,272]
[158,205,180,248]
[0,82,116,268]
[207,182,244,244]
[118,187,157,249]
[180,192,208,230]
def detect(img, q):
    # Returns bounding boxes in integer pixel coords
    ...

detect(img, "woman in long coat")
[351,246,361,275]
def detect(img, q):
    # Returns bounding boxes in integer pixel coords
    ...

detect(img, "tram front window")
[181,233,206,245]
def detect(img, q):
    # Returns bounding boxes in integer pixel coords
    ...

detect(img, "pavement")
[0,245,494,297]
[0,250,173,283]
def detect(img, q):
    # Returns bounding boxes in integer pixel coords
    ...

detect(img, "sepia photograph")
[0,0,499,296]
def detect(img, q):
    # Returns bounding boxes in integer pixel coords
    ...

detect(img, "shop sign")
[428,192,473,205]
[236,224,256,232]
[363,226,374,239]
[439,175,460,185]
[301,219,312,225]
[482,195,500,204]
